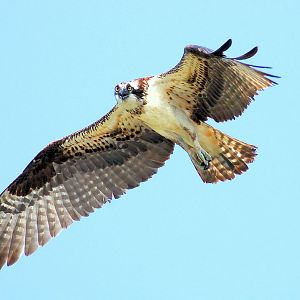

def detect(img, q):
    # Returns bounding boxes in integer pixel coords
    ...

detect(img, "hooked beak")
[119,88,130,100]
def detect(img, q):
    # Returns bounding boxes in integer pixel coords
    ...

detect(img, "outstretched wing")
[0,106,174,268]
[156,39,278,123]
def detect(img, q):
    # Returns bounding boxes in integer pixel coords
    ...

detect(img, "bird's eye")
[127,85,133,92]
[115,85,120,93]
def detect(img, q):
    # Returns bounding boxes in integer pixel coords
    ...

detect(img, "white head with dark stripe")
[114,79,147,105]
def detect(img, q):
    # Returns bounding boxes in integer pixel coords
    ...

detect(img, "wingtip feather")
[233,46,258,60]
[212,39,232,57]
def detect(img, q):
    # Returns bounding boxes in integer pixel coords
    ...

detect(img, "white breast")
[139,77,194,145]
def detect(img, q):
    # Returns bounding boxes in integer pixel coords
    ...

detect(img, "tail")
[190,124,257,183]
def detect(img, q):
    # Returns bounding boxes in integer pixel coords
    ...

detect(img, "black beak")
[119,88,130,100]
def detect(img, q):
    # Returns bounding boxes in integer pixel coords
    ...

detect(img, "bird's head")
[114,80,146,105]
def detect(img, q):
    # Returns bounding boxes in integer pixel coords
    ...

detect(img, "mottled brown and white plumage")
[0,39,277,268]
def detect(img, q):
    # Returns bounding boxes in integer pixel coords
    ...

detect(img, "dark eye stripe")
[132,88,144,99]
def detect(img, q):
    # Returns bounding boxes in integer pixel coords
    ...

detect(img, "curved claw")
[195,149,212,170]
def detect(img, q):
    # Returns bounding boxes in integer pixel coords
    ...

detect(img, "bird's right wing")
[0,105,174,268]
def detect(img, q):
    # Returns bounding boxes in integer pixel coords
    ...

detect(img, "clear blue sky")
[0,1,299,299]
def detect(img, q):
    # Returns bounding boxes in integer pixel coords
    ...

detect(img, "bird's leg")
[170,105,212,169]
[176,134,211,170]
[194,149,212,170]
[185,129,212,170]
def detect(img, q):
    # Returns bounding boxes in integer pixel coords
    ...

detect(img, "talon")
[200,162,210,170]
[200,157,211,170]
[200,161,210,170]
[195,148,212,170]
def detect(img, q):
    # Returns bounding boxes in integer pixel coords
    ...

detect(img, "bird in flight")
[0,39,277,268]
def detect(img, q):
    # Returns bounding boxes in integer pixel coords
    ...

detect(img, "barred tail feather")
[192,125,257,183]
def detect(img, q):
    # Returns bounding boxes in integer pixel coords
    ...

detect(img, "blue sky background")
[0,1,299,299]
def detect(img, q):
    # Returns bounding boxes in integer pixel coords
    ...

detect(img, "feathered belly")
[140,102,221,157]
[140,104,194,146]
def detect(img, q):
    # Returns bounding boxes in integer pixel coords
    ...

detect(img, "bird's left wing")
[155,39,278,123]
[0,106,174,268]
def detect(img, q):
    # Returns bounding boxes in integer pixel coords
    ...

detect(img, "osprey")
[0,39,277,268]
